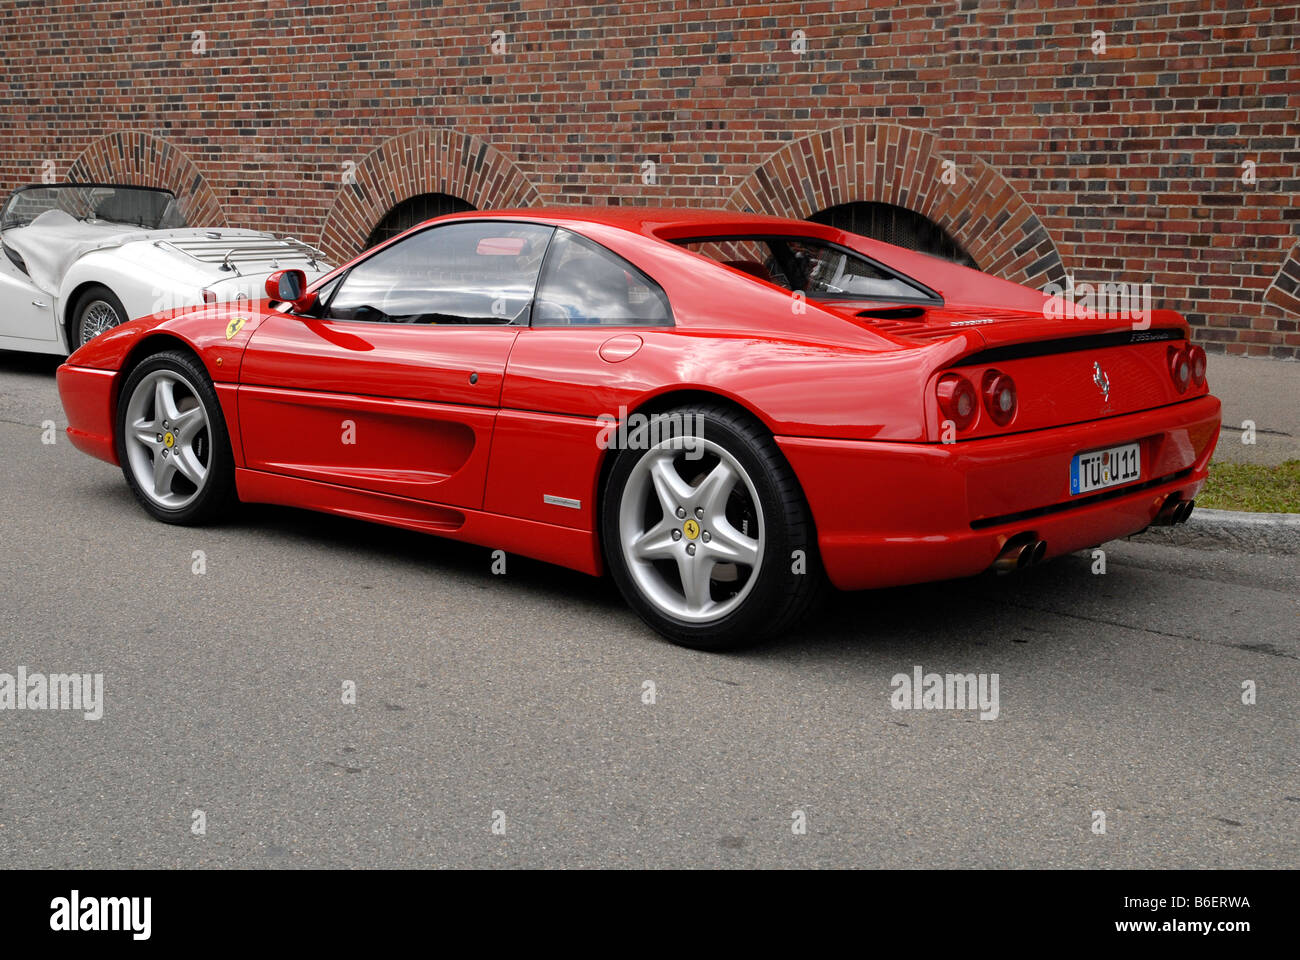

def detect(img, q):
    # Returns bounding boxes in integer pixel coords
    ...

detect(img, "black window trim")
[307,217,557,328]
[528,226,675,329]
[671,233,945,307]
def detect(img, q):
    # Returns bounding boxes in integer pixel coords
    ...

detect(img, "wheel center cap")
[682,518,700,541]
[163,432,175,449]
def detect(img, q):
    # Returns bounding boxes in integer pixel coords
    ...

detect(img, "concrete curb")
[1132,507,1300,554]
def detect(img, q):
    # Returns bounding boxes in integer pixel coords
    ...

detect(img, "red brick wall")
[3,0,1298,356]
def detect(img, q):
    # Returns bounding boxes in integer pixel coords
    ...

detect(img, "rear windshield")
[674,235,936,303]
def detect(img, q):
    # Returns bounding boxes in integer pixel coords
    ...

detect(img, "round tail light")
[1188,344,1206,386]
[937,373,978,431]
[981,370,1017,426]
[1168,346,1191,393]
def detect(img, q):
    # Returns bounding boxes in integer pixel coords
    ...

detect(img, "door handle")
[31,299,47,308]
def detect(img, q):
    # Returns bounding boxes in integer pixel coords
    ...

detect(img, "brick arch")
[727,123,1066,289]
[1263,241,1300,318]
[318,128,541,262]
[67,131,225,227]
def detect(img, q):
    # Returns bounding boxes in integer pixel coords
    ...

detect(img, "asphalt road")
[0,350,1296,868]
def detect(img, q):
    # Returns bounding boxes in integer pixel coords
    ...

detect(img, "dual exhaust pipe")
[992,535,1047,573]
[1152,495,1196,527]
[992,495,1195,574]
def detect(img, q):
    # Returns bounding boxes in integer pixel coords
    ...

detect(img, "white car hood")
[2,209,324,295]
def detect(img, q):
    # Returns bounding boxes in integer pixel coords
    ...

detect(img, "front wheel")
[601,404,823,650]
[71,285,127,351]
[114,351,237,525]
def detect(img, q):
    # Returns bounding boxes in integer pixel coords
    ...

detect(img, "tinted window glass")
[327,221,554,324]
[676,239,791,288]
[533,229,672,327]
[676,235,934,302]
[312,273,343,305]
[784,238,925,300]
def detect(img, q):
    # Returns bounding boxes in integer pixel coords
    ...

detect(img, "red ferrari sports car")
[57,207,1220,648]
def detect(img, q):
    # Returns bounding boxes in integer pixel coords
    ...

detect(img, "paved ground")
[1205,353,1300,465]
[0,350,1296,868]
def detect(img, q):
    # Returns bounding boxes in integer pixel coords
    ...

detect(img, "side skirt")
[234,467,605,577]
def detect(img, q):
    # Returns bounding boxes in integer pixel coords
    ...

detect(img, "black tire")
[601,402,824,650]
[114,350,237,525]
[69,284,127,352]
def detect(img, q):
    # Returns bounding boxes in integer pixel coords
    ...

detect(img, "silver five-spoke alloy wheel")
[78,299,122,346]
[122,369,212,510]
[618,438,766,624]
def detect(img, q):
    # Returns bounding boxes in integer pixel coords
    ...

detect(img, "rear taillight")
[981,369,1017,426]
[1188,344,1206,387]
[202,289,217,305]
[937,373,978,431]
[1168,345,1191,393]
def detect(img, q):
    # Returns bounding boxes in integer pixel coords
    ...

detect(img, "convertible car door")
[0,245,56,344]
[237,220,554,510]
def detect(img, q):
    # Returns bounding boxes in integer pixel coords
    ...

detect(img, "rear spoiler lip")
[956,325,1186,366]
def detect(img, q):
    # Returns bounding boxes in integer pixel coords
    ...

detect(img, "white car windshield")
[1,184,188,231]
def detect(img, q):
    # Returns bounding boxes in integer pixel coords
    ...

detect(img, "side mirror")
[265,269,316,312]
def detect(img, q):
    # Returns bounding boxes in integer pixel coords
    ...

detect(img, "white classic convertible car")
[0,182,331,355]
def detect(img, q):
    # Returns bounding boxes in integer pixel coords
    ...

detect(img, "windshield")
[0,185,187,231]
[675,235,937,303]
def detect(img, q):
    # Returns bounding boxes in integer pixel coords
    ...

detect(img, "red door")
[238,317,516,509]
[236,219,555,510]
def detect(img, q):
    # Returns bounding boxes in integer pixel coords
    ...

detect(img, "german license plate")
[1070,442,1140,495]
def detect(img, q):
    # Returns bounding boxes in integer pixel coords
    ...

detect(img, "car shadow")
[0,350,63,376]
[227,501,627,610]
[222,499,1095,662]
[783,562,1083,656]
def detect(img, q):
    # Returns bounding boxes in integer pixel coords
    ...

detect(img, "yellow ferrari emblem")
[163,432,175,448]
[225,316,247,340]
[683,518,700,540]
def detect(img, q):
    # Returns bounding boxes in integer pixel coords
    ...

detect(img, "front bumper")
[57,364,119,466]
[778,395,1222,591]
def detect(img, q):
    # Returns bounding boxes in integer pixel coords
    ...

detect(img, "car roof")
[438,206,835,242]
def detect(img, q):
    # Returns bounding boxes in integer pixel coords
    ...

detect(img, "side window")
[312,273,343,305]
[532,229,672,327]
[674,235,936,303]
[325,221,554,324]
[783,238,928,301]
[678,239,789,288]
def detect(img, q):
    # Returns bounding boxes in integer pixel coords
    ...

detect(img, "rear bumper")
[778,395,1222,591]
[57,364,119,466]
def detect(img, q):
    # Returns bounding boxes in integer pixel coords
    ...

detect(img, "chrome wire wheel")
[122,369,212,511]
[78,299,122,346]
[618,438,766,625]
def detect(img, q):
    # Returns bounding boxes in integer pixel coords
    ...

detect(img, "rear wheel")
[114,351,236,525]
[601,403,823,650]
[71,285,126,351]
